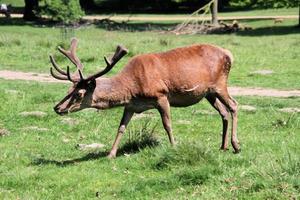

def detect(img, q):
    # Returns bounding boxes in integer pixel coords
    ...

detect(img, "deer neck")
[91,76,132,109]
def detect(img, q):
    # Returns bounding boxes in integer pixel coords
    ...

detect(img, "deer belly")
[168,92,206,107]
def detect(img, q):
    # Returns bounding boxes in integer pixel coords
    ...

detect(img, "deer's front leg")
[108,108,134,159]
[157,96,175,145]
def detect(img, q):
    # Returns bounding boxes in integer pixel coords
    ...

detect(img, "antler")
[49,38,83,82]
[85,45,128,81]
[58,38,84,71]
[50,37,128,82]
[49,55,68,80]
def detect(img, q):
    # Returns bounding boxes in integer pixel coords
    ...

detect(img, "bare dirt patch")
[61,117,80,126]
[1,70,300,98]
[177,120,192,125]
[250,70,273,75]
[22,126,49,132]
[228,87,300,98]
[0,70,65,83]
[76,143,105,151]
[132,112,156,120]
[278,107,300,113]
[0,128,10,136]
[4,89,20,94]
[240,105,257,112]
[19,111,47,118]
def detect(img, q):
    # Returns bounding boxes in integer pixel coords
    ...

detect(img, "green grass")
[1,0,24,7]
[219,7,298,16]
[94,7,299,18]
[0,18,299,89]
[0,15,299,199]
[0,79,299,199]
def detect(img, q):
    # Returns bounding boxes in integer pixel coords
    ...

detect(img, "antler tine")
[107,45,128,66]
[49,55,67,75]
[86,45,128,81]
[66,66,75,82]
[58,38,84,70]
[78,69,84,80]
[50,67,68,80]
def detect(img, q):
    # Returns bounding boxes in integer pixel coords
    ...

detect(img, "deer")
[49,38,240,158]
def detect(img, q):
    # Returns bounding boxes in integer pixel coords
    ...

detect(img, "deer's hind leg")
[157,96,175,145]
[206,94,230,151]
[214,88,240,153]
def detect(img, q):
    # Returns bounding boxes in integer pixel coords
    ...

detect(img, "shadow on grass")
[32,122,159,167]
[2,17,299,36]
[117,131,159,156]
[31,151,108,167]
[94,18,177,32]
[31,140,159,167]
[0,17,177,31]
[0,17,56,27]
[94,18,300,35]
[237,24,300,36]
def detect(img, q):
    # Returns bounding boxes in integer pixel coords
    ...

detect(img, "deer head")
[50,38,128,115]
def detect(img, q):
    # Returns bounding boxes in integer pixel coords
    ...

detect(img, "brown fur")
[52,43,240,158]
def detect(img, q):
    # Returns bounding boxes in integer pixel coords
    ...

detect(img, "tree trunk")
[23,0,38,21]
[211,0,219,26]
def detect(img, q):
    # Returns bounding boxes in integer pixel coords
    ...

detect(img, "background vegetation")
[0,1,299,199]
[0,76,299,199]
[0,11,299,89]
[2,0,299,22]
[41,0,84,23]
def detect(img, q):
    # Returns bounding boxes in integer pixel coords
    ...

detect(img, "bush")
[42,0,84,24]
[229,0,298,9]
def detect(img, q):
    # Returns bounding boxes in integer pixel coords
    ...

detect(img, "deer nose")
[54,105,68,115]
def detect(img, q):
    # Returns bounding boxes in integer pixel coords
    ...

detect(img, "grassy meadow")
[0,11,300,199]
[0,18,299,89]
[0,80,299,199]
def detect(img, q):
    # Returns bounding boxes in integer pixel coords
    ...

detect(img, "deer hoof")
[220,147,229,152]
[233,148,241,154]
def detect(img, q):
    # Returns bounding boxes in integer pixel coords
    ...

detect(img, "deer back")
[117,44,233,98]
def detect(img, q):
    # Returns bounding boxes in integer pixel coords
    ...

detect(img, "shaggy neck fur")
[91,75,133,109]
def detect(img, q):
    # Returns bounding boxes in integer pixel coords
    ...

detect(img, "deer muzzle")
[53,105,68,115]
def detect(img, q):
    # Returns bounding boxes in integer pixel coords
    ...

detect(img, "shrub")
[229,0,298,9]
[41,0,84,24]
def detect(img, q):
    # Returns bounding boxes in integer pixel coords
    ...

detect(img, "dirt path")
[1,70,299,98]
[83,15,298,22]
[6,14,298,22]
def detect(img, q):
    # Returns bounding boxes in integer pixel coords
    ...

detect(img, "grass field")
[0,80,299,199]
[0,18,299,89]
[0,9,300,200]
[1,0,24,7]
[90,7,299,19]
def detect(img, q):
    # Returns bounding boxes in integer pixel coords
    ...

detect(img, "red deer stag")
[50,38,240,158]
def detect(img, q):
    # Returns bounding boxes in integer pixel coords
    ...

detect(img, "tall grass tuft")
[154,141,217,170]
[118,120,159,155]
[0,36,21,47]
